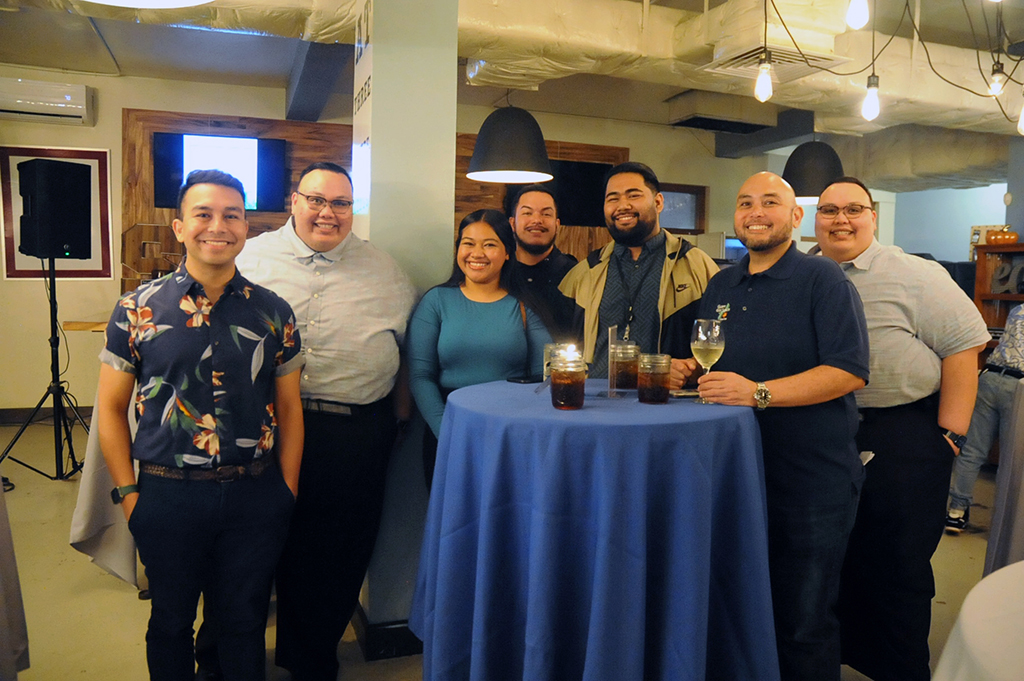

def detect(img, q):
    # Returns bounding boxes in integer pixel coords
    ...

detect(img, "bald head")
[734,172,802,256]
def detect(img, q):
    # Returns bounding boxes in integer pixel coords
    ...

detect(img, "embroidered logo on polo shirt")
[716,303,730,321]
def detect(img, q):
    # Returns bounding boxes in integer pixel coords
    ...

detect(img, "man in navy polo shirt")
[693,171,869,681]
[96,169,305,680]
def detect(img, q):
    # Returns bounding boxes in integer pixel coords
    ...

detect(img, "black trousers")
[133,466,294,681]
[836,394,953,681]
[273,397,397,681]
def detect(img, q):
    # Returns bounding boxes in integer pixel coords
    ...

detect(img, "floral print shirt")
[990,303,1024,372]
[100,259,303,468]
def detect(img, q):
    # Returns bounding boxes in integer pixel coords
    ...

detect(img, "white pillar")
[349,0,458,651]
[351,0,457,291]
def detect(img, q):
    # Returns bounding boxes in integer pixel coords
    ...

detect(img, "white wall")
[0,65,290,410]
[894,183,1008,262]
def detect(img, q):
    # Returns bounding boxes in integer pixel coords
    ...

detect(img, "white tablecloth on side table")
[933,561,1024,681]
[985,378,1024,575]
[0,483,30,680]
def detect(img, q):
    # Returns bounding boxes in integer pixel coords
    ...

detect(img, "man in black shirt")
[508,184,578,340]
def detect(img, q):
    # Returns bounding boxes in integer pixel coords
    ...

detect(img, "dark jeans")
[274,397,397,681]
[837,395,952,681]
[129,466,294,681]
[766,485,860,681]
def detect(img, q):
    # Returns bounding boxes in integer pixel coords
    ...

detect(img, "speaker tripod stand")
[0,257,86,480]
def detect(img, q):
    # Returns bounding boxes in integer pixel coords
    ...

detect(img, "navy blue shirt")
[101,259,304,469]
[594,230,667,376]
[699,244,869,504]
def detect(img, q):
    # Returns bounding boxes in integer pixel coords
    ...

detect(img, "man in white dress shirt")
[813,176,989,681]
[225,162,415,681]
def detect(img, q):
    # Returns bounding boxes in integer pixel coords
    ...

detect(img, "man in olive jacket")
[559,162,718,389]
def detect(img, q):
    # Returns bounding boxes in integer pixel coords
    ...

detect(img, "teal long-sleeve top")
[407,286,552,438]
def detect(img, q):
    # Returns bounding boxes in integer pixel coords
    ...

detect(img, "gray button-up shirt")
[827,239,990,408]
[236,218,415,405]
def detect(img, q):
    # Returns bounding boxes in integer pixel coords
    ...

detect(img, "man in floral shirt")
[96,170,304,680]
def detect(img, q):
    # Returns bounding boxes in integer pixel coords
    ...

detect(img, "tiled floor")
[1,420,995,680]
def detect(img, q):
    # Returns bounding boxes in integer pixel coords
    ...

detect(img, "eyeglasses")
[816,203,871,219]
[296,191,354,213]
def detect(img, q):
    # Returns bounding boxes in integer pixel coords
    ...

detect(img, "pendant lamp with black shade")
[467,107,553,184]
[782,141,844,205]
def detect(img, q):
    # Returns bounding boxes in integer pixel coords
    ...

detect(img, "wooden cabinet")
[974,243,1024,329]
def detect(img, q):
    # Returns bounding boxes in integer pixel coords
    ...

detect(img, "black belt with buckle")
[984,363,1024,380]
[301,397,354,416]
[139,456,274,482]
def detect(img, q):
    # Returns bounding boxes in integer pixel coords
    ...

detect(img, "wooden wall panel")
[121,109,352,292]
[453,132,627,262]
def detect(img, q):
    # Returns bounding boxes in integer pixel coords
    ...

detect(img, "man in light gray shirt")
[813,176,989,681]
[232,162,415,681]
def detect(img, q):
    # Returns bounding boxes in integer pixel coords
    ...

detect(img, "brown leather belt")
[139,456,274,482]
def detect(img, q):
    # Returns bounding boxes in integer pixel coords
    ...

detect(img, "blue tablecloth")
[409,380,779,681]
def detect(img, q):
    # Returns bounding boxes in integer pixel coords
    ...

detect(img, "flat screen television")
[153,132,288,212]
[503,159,612,227]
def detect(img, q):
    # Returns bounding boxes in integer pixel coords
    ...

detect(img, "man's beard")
[606,213,657,248]
[515,233,555,256]
[738,223,793,252]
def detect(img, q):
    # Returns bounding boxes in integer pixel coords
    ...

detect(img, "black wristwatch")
[110,484,139,505]
[940,428,967,449]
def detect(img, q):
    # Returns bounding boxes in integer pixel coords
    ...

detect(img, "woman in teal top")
[408,209,552,488]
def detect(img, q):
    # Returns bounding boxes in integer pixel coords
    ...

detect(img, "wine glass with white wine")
[690,319,724,404]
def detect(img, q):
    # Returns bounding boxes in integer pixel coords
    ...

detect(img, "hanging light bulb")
[861,74,880,121]
[846,0,869,30]
[990,62,1007,97]
[754,52,774,103]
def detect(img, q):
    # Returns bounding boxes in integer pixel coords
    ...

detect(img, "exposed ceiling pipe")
[5,0,1020,144]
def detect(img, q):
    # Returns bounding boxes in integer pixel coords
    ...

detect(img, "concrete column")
[351,0,457,291]
[1006,137,1024,231]
[349,0,458,658]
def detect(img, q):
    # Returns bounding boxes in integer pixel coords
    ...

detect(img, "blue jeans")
[129,467,295,681]
[766,486,860,681]
[949,370,1020,511]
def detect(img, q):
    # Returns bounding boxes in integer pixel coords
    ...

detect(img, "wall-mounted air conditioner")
[0,77,95,126]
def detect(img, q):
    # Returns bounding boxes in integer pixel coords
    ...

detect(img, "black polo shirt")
[699,243,870,504]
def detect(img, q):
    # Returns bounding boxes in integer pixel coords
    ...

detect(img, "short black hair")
[822,176,874,205]
[604,162,660,195]
[444,209,518,292]
[177,169,245,215]
[511,184,558,217]
[298,162,353,190]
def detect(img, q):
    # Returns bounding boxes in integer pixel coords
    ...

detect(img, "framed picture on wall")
[659,182,708,235]
[0,145,112,279]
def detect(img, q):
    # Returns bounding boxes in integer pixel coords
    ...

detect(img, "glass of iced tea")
[550,355,587,410]
[637,353,671,404]
[608,341,639,394]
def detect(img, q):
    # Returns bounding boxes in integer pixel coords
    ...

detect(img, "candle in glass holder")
[543,342,574,381]
[550,350,587,410]
[637,353,671,404]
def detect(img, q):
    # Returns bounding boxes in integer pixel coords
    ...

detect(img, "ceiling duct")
[668,90,778,134]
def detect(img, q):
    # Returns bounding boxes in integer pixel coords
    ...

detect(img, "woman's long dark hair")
[442,209,518,293]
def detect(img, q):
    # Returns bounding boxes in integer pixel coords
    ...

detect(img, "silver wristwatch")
[754,382,771,410]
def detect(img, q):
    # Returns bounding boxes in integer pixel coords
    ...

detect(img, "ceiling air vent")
[699,45,850,84]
